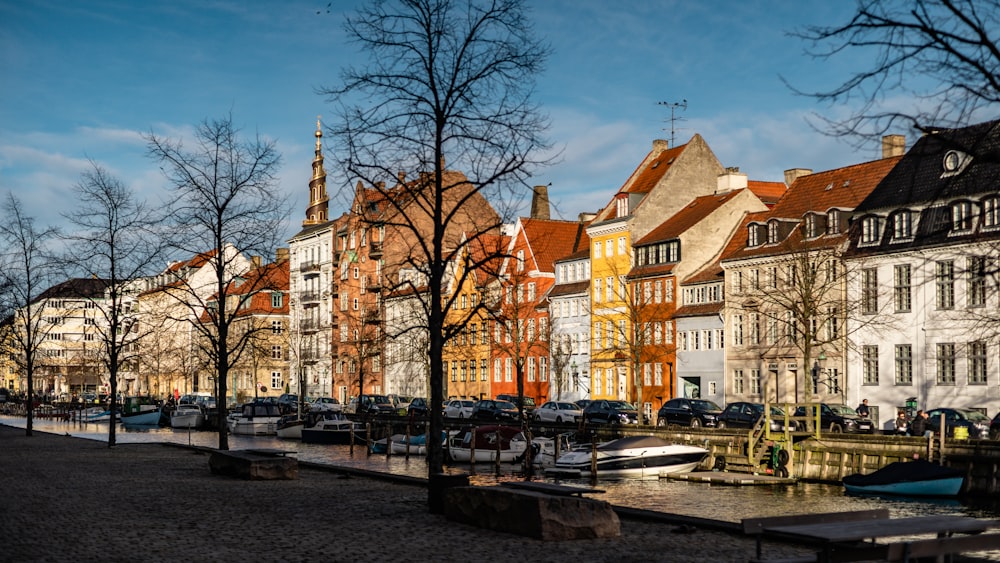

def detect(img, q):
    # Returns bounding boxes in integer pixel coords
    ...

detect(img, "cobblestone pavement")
[0,425,818,562]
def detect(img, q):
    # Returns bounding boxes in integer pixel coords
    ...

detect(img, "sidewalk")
[0,426,812,562]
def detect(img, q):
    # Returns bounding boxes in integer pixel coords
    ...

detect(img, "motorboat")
[843,459,965,497]
[527,433,575,468]
[300,412,366,445]
[276,414,305,439]
[545,435,709,479]
[228,401,281,435]
[388,431,447,455]
[170,404,205,429]
[447,425,528,463]
[78,406,118,423]
[119,396,164,426]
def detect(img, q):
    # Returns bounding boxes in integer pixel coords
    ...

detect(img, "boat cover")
[843,460,963,486]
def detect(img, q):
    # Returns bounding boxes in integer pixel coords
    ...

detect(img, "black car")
[495,394,536,415]
[925,408,990,439]
[349,394,397,415]
[574,399,592,410]
[582,399,638,425]
[276,393,299,413]
[470,399,520,422]
[793,404,874,434]
[717,401,789,431]
[656,398,722,428]
[407,397,430,417]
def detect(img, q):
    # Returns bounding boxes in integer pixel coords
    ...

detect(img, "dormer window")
[615,194,628,218]
[827,210,841,234]
[804,214,817,238]
[747,224,760,247]
[767,221,779,244]
[942,150,971,177]
[984,196,1000,229]
[951,201,974,232]
[891,210,912,240]
[861,216,882,245]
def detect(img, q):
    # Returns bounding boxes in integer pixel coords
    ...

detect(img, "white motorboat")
[546,435,708,479]
[228,401,281,435]
[447,425,528,463]
[276,415,305,439]
[170,404,205,429]
[300,413,366,444]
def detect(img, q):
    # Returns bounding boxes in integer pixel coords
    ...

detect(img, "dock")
[662,471,797,486]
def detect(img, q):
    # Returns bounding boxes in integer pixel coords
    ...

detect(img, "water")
[7,415,1000,524]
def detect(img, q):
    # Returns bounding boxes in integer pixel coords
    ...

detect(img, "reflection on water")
[8,416,1000,524]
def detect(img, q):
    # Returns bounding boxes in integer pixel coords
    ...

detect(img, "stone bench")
[208,450,298,480]
[444,485,620,540]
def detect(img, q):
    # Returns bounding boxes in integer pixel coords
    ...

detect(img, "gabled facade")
[549,246,591,401]
[587,136,726,402]
[490,216,586,404]
[721,142,903,408]
[846,121,1000,428]
[626,170,783,418]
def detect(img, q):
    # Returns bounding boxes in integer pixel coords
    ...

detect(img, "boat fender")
[713,456,726,471]
[776,449,790,467]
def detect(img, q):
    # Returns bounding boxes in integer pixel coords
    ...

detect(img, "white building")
[548,250,591,401]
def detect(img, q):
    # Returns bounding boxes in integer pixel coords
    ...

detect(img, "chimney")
[652,139,669,153]
[578,212,596,223]
[275,247,289,264]
[530,185,550,220]
[716,166,747,194]
[784,168,813,187]
[251,255,263,269]
[882,134,906,158]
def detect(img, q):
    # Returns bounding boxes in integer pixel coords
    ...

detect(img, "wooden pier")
[663,471,797,486]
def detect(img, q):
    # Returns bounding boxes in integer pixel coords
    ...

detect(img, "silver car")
[444,399,475,419]
[533,401,582,423]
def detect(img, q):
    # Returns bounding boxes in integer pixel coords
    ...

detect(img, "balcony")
[299,319,319,332]
[299,261,321,273]
[369,241,383,257]
[299,291,320,303]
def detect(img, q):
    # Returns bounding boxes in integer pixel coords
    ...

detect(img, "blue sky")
[1,0,887,246]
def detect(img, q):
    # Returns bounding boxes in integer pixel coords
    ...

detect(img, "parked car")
[717,402,790,431]
[276,393,299,413]
[533,401,583,423]
[582,399,638,425]
[443,399,475,419]
[386,394,412,415]
[347,394,397,416]
[925,408,990,439]
[793,404,874,434]
[470,399,520,422]
[574,399,592,410]
[0,388,10,403]
[656,398,723,428]
[308,396,342,413]
[81,392,100,404]
[407,397,430,417]
[495,394,536,415]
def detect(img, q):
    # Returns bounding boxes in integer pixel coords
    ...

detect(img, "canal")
[6,415,1000,525]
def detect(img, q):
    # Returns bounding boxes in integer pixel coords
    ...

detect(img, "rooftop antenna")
[657,100,687,146]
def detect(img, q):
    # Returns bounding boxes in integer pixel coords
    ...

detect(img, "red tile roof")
[747,180,787,206]
[520,218,587,273]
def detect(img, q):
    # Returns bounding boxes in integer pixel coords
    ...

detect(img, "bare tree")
[322,0,551,504]
[0,193,60,436]
[792,0,1000,138]
[61,162,165,446]
[146,114,288,450]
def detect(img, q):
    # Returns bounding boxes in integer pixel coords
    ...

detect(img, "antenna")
[657,100,688,146]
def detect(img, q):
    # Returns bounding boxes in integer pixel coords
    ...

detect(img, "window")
[749,369,761,394]
[605,240,613,257]
[969,256,987,307]
[894,264,911,312]
[271,345,282,360]
[605,277,614,302]
[594,322,602,350]
[984,196,1000,229]
[936,343,956,384]
[271,292,283,308]
[516,250,525,272]
[862,345,879,385]
[749,313,760,345]
[733,369,744,394]
[527,282,536,301]
[527,357,536,382]
[895,344,912,385]
[826,306,839,339]
[606,368,614,396]
[451,361,458,382]
[861,268,878,314]
[827,210,841,234]
[340,323,348,342]
[970,341,988,385]
[494,359,502,382]
[504,357,512,382]
[767,267,778,289]
[890,211,912,240]
[593,241,602,259]
[805,214,818,238]
[732,314,744,347]
[481,359,488,381]
[952,201,974,232]
[593,279,602,303]
[539,318,547,340]
[748,225,760,247]
[271,320,283,334]
[767,221,779,243]
[271,371,282,389]
[527,318,535,341]
[861,216,881,244]
[618,236,626,256]
[732,271,743,293]
[654,363,663,386]
[936,260,955,309]
[540,357,547,382]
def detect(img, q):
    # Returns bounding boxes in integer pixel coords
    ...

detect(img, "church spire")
[303,116,329,227]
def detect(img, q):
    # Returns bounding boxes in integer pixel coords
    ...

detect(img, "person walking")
[856,398,870,418]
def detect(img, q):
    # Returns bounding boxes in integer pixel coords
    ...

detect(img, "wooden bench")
[885,531,1000,561]
[500,481,605,497]
[742,509,889,562]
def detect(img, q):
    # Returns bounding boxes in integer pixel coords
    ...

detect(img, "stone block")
[443,486,620,540]
[209,451,298,480]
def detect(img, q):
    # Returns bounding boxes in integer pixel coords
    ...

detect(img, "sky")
[0,0,890,249]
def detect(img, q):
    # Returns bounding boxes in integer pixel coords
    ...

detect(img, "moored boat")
[843,459,964,497]
[388,431,447,455]
[276,414,305,439]
[120,396,164,426]
[228,401,281,435]
[447,425,528,463]
[545,435,708,479]
[301,412,366,444]
[170,404,205,429]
